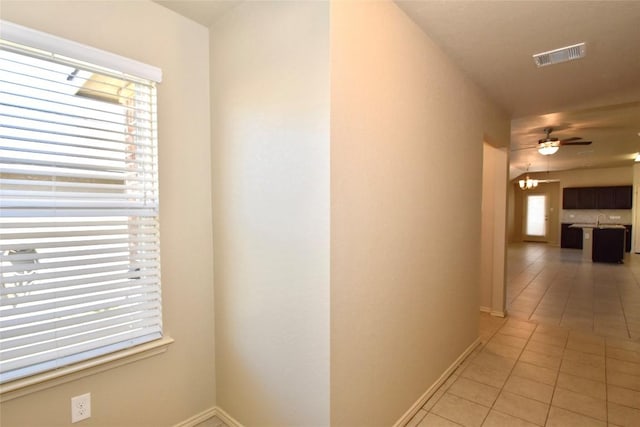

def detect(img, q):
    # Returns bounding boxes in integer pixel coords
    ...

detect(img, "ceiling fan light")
[538,144,560,155]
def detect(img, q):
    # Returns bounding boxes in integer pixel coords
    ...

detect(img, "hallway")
[405,243,640,426]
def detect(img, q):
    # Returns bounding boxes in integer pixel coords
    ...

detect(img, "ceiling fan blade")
[511,145,537,152]
[559,140,592,146]
[559,137,582,142]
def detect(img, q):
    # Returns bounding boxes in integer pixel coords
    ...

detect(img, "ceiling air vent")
[533,43,586,67]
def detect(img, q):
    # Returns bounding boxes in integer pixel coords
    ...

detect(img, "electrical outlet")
[71,393,91,423]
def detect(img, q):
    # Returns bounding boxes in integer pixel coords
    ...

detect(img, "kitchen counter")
[569,223,596,229]
[568,223,626,229]
[568,223,628,263]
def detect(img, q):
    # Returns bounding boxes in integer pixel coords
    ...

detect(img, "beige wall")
[481,144,509,314]
[0,2,215,426]
[330,2,509,425]
[210,2,330,426]
[548,166,632,188]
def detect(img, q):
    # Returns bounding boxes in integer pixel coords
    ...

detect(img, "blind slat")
[1,260,159,286]
[1,300,160,339]
[1,282,159,322]
[2,332,162,384]
[0,90,153,128]
[0,218,157,229]
[0,131,155,158]
[0,101,154,133]
[0,254,158,275]
[1,324,162,372]
[0,209,158,218]
[2,311,160,353]
[0,56,156,99]
[2,280,158,315]
[1,128,156,158]
[1,297,159,332]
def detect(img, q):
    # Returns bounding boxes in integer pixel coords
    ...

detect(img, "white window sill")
[0,336,174,402]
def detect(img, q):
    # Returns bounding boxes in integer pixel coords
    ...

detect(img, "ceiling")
[156,0,640,180]
[155,0,239,26]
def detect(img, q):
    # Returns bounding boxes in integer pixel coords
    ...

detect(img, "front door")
[524,193,548,242]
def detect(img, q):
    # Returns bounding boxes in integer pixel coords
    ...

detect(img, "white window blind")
[0,26,162,384]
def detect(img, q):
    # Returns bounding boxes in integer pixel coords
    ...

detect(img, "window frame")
[0,21,170,398]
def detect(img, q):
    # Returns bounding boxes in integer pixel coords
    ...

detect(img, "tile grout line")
[507,249,549,308]
[541,326,568,427]
[541,261,578,328]
[526,265,566,325]
[614,278,633,340]
[558,266,587,336]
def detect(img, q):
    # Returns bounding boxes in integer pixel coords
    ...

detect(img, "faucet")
[596,213,606,226]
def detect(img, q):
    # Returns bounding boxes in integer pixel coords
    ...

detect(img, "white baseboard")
[173,407,217,427]
[214,406,244,427]
[173,406,243,427]
[392,337,481,427]
[480,307,505,318]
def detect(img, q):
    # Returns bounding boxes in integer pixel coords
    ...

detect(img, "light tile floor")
[506,243,640,340]
[405,243,640,426]
[406,315,640,426]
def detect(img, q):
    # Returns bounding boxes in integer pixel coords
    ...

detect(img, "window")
[0,22,162,384]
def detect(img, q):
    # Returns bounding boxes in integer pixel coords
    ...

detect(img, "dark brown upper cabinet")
[578,187,597,209]
[562,186,632,210]
[612,186,633,209]
[562,188,580,209]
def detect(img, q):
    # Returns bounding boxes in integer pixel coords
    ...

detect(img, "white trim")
[0,336,174,402]
[480,307,505,318]
[392,337,482,427]
[214,406,244,427]
[0,20,162,82]
[173,407,217,427]
[172,406,244,427]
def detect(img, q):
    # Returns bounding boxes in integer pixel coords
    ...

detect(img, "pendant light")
[519,164,538,190]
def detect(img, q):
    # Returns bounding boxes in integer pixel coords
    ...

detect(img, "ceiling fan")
[536,127,592,155]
